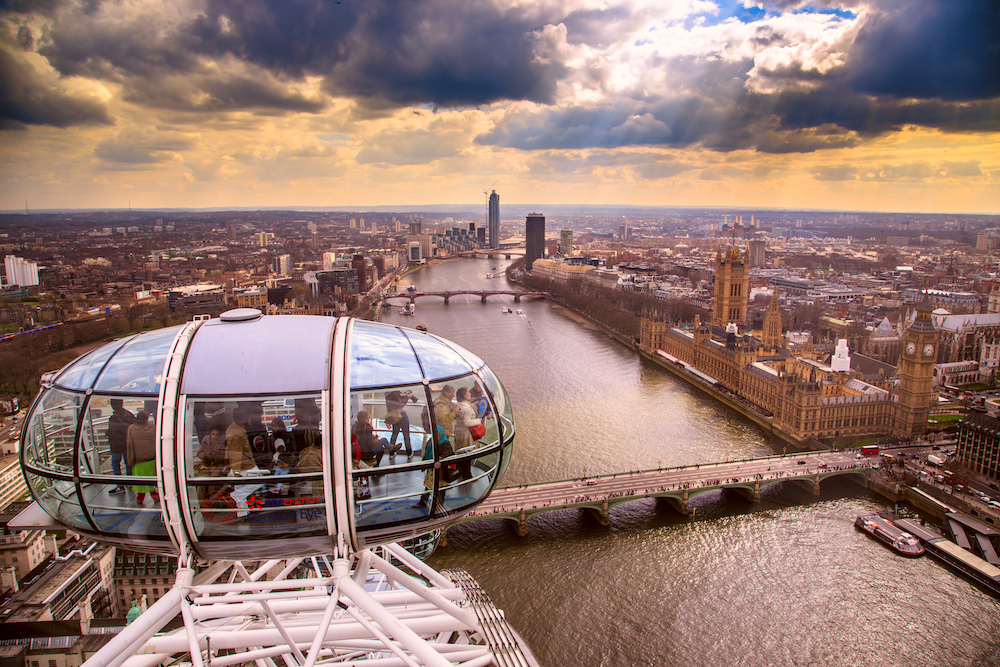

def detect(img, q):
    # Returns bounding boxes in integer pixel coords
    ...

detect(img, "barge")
[855,513,925,557]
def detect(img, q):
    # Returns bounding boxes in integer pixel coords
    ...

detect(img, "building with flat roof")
[4,255,39,288]
[956,409,1000,484]
[525,213,545,271]
[0,538,116,622]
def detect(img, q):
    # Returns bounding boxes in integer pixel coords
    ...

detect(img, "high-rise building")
[748,239,766,267]
[488,190,500,248]
[3,255,39,287]
[352,254,368,292]
[560,228,573,255]
[408,220,422,235]
[256,232,274,247]
[273,254,291,276]
[350,218,357,229]
[525,213,545,271]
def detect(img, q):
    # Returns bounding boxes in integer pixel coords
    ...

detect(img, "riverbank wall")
[505,271,814,451]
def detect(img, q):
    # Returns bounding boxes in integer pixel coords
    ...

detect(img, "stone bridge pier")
[790,476,822,496]
[729,481,761,503]
[661,489,690,515]
[584,499,610,527]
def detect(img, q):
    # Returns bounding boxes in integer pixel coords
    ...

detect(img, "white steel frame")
[86,544,511,667]
[80,316,532,667]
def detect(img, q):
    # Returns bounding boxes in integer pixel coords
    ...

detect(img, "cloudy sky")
[1,0,998,213]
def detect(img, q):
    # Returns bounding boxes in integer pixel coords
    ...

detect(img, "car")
[955,485,965,492]
[818,463,827,468]
[586,480,597,486]
[797,460,806,465]
[989,501,1000,510]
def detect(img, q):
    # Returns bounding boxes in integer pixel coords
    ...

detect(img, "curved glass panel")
[435,336,486,372]
[95,326,181,394]
[25,389,81,473]
[184,394,328,540]
[479,365,514,442]
[350,373,501,529]
[350,384,434,527]
[349,321,423,388]
[27,472,90,531]
[405,331,477,380]
[54,337,132,390]
[77,396,168,540]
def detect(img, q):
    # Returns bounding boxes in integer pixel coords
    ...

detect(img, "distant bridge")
[457,248,525,258]
[441,450,872,544]
[383,290,546,304]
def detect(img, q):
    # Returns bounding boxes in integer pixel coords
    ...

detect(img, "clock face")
[923,343,934,357]
[906,342,916,354]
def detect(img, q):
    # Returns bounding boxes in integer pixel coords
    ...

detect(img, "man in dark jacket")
[106,399,135,495]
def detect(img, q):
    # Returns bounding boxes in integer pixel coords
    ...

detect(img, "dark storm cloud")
[0,40,112,129]
[28,0,565,117]
[184,0,565,107]
[843,0,1000,102]
[7,0,1000,148]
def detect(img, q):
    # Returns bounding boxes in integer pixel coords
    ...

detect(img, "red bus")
[860,445,880,456]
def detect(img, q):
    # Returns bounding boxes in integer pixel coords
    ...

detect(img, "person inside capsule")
[20,316,515,557]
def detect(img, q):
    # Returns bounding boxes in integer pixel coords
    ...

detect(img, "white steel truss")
[85,543,534,667]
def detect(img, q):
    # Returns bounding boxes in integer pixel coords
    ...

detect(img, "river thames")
[385,258,999,667]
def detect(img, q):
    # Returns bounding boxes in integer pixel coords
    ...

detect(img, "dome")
[20,314,514,561]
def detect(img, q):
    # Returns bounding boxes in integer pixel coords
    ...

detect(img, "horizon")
[4,203,1000,219]
[2,1,998,214]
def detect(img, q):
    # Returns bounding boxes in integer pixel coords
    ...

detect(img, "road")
[468,449,874,517]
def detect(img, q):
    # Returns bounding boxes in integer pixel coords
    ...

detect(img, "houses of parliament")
[639,244,937,444]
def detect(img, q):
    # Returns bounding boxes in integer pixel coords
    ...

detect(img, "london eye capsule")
[19,311,515,561]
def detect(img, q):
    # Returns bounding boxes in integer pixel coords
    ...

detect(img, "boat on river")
[855,513,925,557]
[501,307,513,314]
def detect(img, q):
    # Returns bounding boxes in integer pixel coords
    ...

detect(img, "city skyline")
[1,1,998,214]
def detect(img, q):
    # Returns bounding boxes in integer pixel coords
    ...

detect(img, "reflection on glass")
[85,481,168,539]
[95,326,181,393]
[404,330,478,380]
[480,365,514,441]
[79,397,147,483]
[54,337,131,391]
[350,322,423,389]
[184,393,329,540]
[29,472,90,531]
[26,389,81,473]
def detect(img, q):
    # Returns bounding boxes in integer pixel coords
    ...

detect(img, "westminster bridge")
[440,449,874,545]
[383,290,546,304]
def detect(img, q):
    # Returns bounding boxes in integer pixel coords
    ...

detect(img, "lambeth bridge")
[440,449,873,544]
[384,290,546,304]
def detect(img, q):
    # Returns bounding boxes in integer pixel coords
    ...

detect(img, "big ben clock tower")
[893,294,937,438]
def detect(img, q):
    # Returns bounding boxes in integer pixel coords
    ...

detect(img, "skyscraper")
[560,228,573,255]
[525,213,545,271]
[488,190,500,248]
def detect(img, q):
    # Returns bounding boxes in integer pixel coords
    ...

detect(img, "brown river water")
[386,257,999,667]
